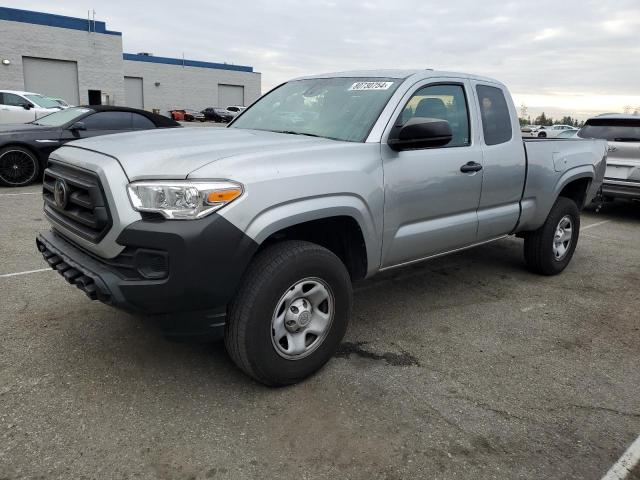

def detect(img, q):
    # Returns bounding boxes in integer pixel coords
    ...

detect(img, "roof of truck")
[293,69,503,85]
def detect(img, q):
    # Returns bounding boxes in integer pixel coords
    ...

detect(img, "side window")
[131,113,155,129]
[398,84,470,147]
[2,93,27,107]
[476,85,512,146]
[83,112,132,130]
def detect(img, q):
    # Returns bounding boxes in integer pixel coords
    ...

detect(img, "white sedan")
[535,124,577,138]
[0,90,61,124]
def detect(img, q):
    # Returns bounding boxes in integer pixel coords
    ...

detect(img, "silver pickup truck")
[36,70,607,386]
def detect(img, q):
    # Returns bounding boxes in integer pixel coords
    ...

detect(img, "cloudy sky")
[8,0,640,120]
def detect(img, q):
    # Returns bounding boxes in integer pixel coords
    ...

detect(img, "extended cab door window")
[380,81,484,267]
[476,85,512,145]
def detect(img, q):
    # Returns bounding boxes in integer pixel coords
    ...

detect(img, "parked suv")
[37,70,606,386]
[578,114,640,200]
[0,90,61,124]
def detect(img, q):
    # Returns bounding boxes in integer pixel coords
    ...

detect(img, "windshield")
[230,77,401,142]
[33,107,92,126]
[578,119,640,141]
[24,94,62,109]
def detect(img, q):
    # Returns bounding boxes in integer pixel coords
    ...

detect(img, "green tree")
[534,112,553,126]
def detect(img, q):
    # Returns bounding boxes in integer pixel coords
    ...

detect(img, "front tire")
[0,146,40,187]
[524,197,580,275]
[225,240,352,386]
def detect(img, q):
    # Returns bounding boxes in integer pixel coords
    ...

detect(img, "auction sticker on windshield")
[349,81,394,91]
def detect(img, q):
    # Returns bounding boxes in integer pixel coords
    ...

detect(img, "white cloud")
[5,0,639,118]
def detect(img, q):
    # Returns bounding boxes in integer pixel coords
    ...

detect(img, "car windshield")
[24,94,62,109]
[32,107,92,126]
[578,119,640,141]
[230,77,401,142]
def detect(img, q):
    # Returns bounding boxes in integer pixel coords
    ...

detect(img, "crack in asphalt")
[335,341,420,366]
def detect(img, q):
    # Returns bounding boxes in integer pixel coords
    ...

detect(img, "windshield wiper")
[612,137,640,142]
[274,130,322,138]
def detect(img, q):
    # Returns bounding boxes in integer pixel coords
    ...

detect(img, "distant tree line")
[519,113,584,128]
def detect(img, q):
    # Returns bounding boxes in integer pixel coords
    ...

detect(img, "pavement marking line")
[0,192,40,196]
[0,268,53,279]
[601,435,640,480]
[583,220,611,230]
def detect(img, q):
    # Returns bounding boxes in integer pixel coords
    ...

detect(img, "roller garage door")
[218,84,244,106]
[22,57,80,105]
[124,77,144,109]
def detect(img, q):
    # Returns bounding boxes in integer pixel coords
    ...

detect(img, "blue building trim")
[0,6,122,35]
[123,53,253,73]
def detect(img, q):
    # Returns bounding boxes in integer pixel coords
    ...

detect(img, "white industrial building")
[0,6,261,114]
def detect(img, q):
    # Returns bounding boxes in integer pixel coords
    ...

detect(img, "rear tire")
[524,197,580,275]
[225,240,352,386]
[0,146,40,187]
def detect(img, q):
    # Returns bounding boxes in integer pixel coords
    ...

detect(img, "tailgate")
[605,142,640,182]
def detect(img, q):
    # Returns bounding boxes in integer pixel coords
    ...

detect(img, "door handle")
[460,161,483,173]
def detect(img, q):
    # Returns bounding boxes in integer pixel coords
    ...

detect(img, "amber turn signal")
[206,188,242,204]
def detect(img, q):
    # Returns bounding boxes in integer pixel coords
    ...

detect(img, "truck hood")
[66,127,341,180]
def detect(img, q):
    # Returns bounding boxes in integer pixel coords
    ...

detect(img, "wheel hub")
[284,298,313,332]
[552,215,573,261]
[271,277,335,360]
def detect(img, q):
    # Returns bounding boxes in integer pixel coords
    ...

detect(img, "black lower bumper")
[36,213,259,338]
[602,181,640,200]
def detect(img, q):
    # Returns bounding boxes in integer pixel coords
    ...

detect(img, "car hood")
[64,127,347,180]
[0,123,58,135]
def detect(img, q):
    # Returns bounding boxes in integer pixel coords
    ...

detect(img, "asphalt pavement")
[1,185,638,480]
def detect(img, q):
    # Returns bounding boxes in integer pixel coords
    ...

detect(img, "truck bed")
[516,137,608,232]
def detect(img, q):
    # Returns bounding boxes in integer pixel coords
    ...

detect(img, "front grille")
[43,161,112,243]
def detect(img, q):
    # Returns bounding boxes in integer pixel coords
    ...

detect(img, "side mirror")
[388,117,453,151]
[22,103,32,110]
[69,121,86,131]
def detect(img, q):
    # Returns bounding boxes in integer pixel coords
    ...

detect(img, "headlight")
[127,180,243,219]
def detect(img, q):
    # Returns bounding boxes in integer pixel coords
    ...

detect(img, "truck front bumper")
[36,213,259,339]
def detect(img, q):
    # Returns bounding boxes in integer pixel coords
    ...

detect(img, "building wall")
[0,19,125,106]
[123,60,261,114]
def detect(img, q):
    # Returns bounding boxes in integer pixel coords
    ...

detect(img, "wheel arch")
[553,166,595,209]
[238,195,380,280]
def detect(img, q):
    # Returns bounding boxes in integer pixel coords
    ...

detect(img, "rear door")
[472,83,526,241]
[381,79,484,268]
[0,93,36,124]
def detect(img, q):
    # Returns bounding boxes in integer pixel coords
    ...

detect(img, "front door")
[381,81,484,268]
[0,93,36,124]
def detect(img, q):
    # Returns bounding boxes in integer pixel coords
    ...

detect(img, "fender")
[553,164,595,202]
[517,165,595,232]
[241,194,381,277]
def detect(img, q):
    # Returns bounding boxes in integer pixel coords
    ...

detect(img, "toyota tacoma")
[36,70,607,386]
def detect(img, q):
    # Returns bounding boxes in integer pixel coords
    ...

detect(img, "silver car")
[578,114,640,200]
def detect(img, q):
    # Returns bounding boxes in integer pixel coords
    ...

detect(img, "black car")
[201,107,234,123]
[0,106,180,187]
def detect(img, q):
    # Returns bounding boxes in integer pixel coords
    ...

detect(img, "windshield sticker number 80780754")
[348,81,394,91]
